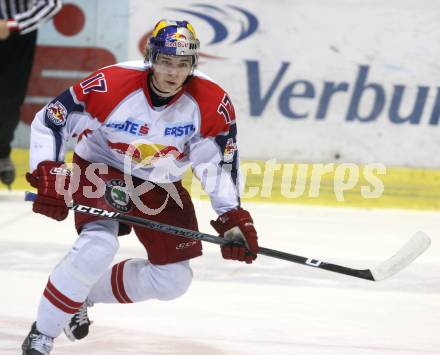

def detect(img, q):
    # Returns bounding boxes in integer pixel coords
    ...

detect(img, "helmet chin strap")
[150,75,181,98]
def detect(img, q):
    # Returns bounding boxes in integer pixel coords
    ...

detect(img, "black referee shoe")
[0,157,15,188]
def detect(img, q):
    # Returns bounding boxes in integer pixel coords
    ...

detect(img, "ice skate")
[21,322,53,355]
[64,301,93,341]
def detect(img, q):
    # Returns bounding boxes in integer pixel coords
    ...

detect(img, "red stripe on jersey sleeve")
[73,66,147,123]
[185,76,236,138]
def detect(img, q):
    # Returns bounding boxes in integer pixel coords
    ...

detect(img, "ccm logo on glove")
[210,208,259,264]
[50,166,71,176]
[26,161,71,221]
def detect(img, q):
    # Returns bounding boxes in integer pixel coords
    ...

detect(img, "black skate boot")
[64,301,92,341]
[21,322,53,355]
[0,157,15,189]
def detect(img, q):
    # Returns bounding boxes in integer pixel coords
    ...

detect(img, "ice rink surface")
[0,191,439,355]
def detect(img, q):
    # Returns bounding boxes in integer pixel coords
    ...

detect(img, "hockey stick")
[25,191,430,281]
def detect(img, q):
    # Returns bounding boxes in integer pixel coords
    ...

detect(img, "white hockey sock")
[36,220,119,338]
[87,259,193,304]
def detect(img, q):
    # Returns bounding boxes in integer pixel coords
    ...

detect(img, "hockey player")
[21,19,259,354]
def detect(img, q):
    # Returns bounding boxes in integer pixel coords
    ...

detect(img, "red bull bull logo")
[223,138,237,163]
[107,141,141,159]
[166,32,187,40]
[46,101,68,126]
[165,32,190,48]
[107,140,185,165]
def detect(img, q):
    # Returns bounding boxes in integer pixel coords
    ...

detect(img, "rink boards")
[3,148,439,211]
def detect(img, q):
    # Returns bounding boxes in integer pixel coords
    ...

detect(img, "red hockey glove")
[25,161,70,221]
[210,208,258,264]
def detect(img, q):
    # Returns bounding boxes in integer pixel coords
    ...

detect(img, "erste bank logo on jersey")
[105,119,149,136]
[164,123,195,137]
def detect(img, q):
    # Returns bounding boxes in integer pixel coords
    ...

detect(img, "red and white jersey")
[29,61,241,214]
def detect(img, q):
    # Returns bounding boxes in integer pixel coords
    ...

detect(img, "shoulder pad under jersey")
[185,75,236,138]
[72,63,147,123]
